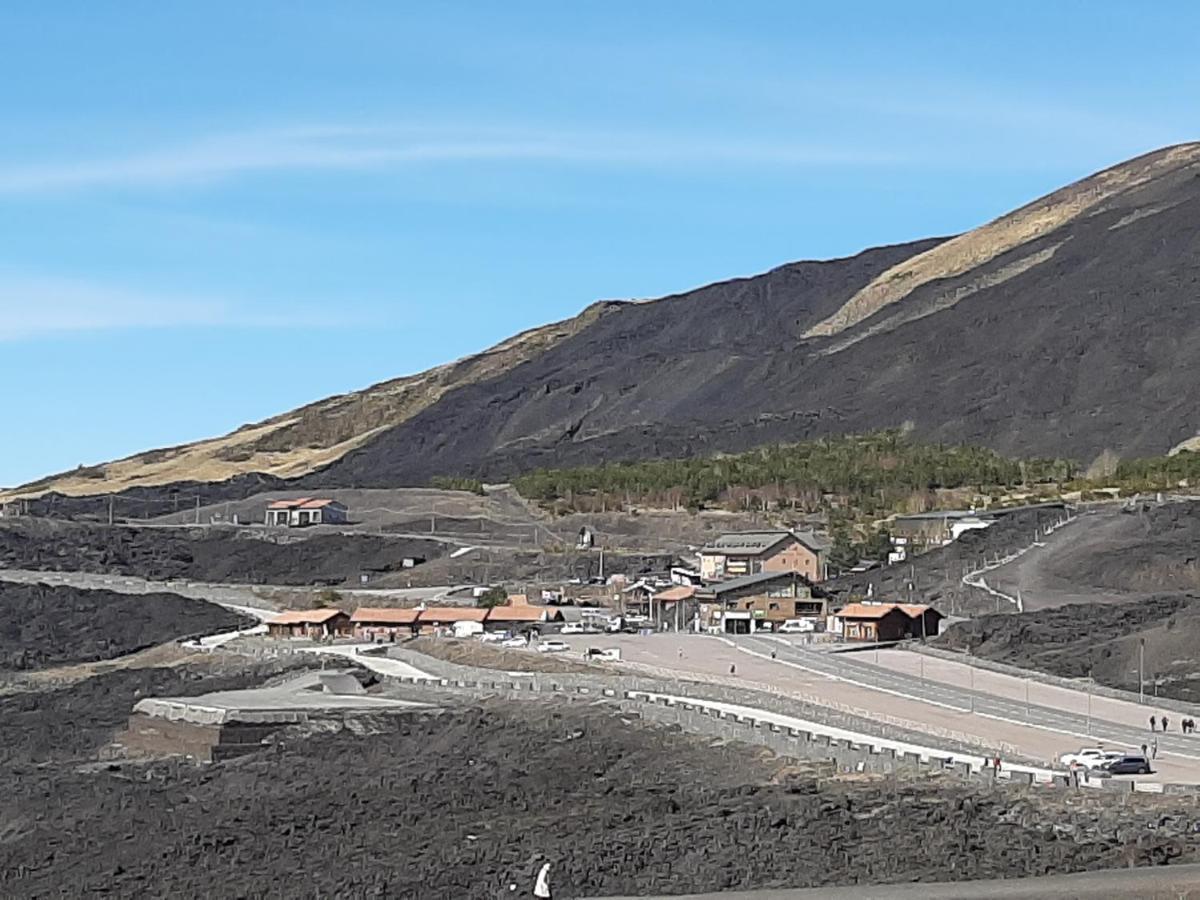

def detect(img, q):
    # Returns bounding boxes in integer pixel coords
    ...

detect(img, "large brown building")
[699,531,829,583]
[697,570,825,634]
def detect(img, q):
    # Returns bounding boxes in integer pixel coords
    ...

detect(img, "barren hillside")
[8,142,1200,507]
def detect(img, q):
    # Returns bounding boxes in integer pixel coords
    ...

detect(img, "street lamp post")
[969,665,975,714]
[1025,679,1030,719]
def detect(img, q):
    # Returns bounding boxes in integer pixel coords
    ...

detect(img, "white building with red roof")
[264,497,348,527]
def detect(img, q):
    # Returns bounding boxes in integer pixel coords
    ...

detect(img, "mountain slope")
[8,142,1200,504]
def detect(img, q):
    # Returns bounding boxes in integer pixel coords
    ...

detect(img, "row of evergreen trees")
[510,431,1078,514]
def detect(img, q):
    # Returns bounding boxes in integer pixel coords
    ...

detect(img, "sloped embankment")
[937,594,1200,702]
[0,518,443,585]
[0,582,245,672]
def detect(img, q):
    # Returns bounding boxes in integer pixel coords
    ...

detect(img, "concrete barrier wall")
[379,654,1200,796]
[381,646,1037,765]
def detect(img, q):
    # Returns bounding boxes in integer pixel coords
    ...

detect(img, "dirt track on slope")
[826,507,1071,615]
[0,518,444,586]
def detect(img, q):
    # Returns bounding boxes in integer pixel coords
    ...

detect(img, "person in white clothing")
[534,862,552,899]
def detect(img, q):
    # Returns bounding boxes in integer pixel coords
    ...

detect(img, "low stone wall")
[381,647,1200,796]
[390,673,1182,795]
[910,644,1200,717]
[382,646,1042,765]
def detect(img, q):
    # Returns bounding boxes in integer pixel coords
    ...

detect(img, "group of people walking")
[1149,714,1197,733]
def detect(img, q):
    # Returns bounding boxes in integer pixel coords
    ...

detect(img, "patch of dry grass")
[3,303,615,501]
[805,143,1200,341]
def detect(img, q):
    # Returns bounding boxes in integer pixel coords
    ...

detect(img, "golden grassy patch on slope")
[2,302,618,501]
[805,143,1200,340]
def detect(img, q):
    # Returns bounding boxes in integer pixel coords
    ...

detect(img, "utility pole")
[1139,638,1146,704]
[969,666,975,714]
[1025,679,1030,719]
[108,496,114,526]
[195,495,201,525]
[1086,669,1093,735]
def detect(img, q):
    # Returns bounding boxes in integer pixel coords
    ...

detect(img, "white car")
[536,640,570,653]
[779,618,817,634]
[479,632,508,643]
[1059,747,1119,769]
[561,622,587,635]
[500,636,528,649]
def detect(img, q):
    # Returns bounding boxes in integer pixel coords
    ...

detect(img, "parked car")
[561,622,587,635]
[1059,747,1115,769]
[537,640,570,653]
[583,647,621,661]
[500,636,528,649]
[1103,754,1152,776]
[780,618,817,634]
[479,631,508,643]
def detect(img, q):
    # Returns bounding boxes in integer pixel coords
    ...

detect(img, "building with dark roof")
[696,570,825,634]
[699,530,830,583]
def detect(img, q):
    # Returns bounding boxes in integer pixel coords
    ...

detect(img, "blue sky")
[2,2,1197,486]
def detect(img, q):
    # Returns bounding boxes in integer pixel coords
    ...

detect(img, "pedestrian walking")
[770,650,777,660]
[1142,743,1149,758]
[1151,715,1157,732]
[677,647,684,660]
[1152,739,1159,759]
[533,862,552,899]
[1164,715,1171,733]
[729,663,737,676]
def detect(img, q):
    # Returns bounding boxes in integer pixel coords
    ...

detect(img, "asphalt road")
[741,635,1200,766]
[594,862,1200,899]
[564,633,1200,780]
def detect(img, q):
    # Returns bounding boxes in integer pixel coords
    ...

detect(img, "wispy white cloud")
[0,124,907,194]
[0,272,336,340]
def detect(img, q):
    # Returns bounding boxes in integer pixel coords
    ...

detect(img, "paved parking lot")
[558,632,1200,783]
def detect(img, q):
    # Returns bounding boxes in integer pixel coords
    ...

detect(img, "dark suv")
[1103,754,1152,775]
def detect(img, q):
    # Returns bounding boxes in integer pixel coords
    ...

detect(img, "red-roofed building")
[483,605,565,630]
[350,607,420,641]
[267,607,351,639]
[265,498,348,527]
[833,602,943,642]
[415,607,488,634]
